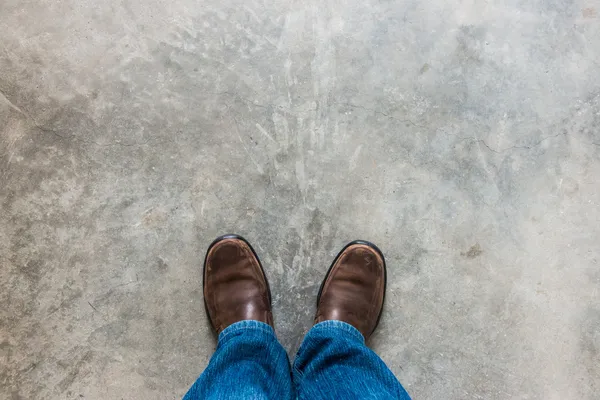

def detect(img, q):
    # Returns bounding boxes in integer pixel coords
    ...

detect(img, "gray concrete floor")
[1,0,599,399]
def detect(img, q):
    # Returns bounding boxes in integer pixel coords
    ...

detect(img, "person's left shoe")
[203,234,273,334]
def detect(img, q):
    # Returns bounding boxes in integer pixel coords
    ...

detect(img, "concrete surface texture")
[1,0,599,398]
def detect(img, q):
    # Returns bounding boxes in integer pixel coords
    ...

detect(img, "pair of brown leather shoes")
[203,234,386,341]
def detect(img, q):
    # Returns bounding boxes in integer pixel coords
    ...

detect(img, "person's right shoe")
[314,240,386,341]
[203,234,273,334]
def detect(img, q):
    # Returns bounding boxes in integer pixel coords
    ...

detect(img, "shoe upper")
[203,237,273,334]
[315,243,386,341]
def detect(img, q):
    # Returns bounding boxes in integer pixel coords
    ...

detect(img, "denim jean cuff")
[217,320,276,344]
[310,320,365,343]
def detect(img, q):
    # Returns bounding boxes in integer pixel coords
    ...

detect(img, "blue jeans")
[184,320,411,399]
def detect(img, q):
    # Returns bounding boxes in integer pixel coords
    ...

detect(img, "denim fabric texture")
[183,320,294,400]
[184,320,411,399]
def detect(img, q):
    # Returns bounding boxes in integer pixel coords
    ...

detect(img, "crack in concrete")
[332,101,427,128]
[0,88,67,140]
[457,132,568,154]
[0,89,174,149]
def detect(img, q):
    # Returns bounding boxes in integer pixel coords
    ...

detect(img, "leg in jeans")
[293,320,410,399]
[184,320,293,400]
[183,234,293,400]
[294,240,411,399]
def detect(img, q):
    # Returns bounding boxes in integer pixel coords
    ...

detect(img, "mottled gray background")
[1,0,599,399]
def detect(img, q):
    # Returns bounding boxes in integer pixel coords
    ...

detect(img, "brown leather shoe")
[315,240,386,341]
[203,234,273,334]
